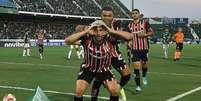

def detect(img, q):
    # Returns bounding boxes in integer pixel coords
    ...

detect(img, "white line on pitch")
[1,61,201,78]
[0,85,135,101]
[166,86,201,101]
[149,72,201,77]
[0,85,109,100]
[0,61,76,69]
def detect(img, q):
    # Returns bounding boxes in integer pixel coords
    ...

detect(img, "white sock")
[27,49,30,56]
[77,51,80,59]
[80,50,84,59]
[40,53,43,59]
[68,50,72,59]
[23,49,26,56]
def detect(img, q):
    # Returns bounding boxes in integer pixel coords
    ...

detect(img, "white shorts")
[24,43,30,48]
[70,45,79,49]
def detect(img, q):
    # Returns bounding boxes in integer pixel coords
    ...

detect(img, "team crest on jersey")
[3,94,16,101]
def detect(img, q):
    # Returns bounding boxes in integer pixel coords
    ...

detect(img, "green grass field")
[0,44,201,101]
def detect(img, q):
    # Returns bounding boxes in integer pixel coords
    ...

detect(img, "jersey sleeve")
[80,35,90,46]
[145,21,153,32]
[124,23,132,33]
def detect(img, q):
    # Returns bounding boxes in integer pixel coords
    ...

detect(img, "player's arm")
[171,34,176,42]
[65,26,94,44]
[72,40,81,45]
[138,22,154,37]
[104,25,132,41]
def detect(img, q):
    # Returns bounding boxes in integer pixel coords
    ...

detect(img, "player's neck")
[133,19,140,24]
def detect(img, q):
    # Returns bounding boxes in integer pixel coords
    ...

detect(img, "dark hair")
[101,6,113,12]
[132,9,140,13]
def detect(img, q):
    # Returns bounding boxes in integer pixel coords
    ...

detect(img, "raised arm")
[104,25,132,41]
[65,26,94,44]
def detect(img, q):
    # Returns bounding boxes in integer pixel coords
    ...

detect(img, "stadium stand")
[191,24,201,38]
[14,0,130,18]
[0,21,75,39]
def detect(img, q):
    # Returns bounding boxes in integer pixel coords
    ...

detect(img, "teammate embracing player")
[65,20,132,101]
[91,7,131,101]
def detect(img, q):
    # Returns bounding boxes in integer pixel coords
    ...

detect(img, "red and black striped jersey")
[127,20,152,50]
[109,20,122,57]
[80,35,116,73]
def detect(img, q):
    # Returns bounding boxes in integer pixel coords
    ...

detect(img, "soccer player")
[65,20,132,101]
[67,25,85,60]
[172,27,184,61]
[91,7,131,101]
[35,30,45,59]
[127,41,132,66]
[22,31,31,57]
[67,45,81,59]
[161,27,171,59]
[126,9,154,92]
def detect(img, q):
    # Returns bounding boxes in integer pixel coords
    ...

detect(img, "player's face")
[101,10,114,26]
[178,28,182,32]
[165,29,169,32]
[93,26,107,41]
[131,11,140,20]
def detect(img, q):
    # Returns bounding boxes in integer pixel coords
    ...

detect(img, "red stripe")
[144,38,148,49]
[138,22,143,50]
[105,42,111,72]
[85,40,90,67]
[92,44,97,71]
[143,21,148,49]
[93,45,97,72]
[132,23,137,50]
[100,45,105,72]
[134,23,137,49]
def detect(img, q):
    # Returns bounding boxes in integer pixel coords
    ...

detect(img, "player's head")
[93,25,107,42]
[100,6,114,26]
[164,28,169,32]
[131,9,140,20]
[39,29,44,34]
[177,27,183,32]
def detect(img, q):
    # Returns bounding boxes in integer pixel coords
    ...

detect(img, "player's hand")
[85,25,96,36]
[103,24,114,33]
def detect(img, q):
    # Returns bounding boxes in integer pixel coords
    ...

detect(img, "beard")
[92,36,106,46]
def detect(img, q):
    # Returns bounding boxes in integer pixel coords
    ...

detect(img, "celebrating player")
[91,7,131,101]
[126,9,154,92]
[65,20,132,101]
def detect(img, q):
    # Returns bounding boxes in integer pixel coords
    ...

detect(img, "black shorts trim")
[77,68,115,84]
[131,50,148,62]
[176,43,183,51]
[111,56,128,72]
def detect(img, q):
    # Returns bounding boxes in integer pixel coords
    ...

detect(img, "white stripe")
[166,86,201,101]
[0,85,109,100]
[0,85,134,101]
[149,72,201,77]
[0,61,75,69]
[1,61,201,78]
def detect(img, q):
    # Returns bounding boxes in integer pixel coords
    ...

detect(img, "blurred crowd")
[14,0,130,18]
[0,21,75,39]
